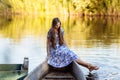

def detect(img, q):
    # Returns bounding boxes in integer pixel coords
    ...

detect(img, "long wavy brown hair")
[50,17,64,49]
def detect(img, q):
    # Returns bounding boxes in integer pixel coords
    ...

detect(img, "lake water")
[0,15,120,80]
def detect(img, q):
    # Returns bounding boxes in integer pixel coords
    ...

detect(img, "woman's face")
[55,22,60,29]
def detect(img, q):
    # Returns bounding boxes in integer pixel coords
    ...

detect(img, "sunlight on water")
[0,15,120,80]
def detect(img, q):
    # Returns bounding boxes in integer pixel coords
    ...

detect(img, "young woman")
[47,17,99,71]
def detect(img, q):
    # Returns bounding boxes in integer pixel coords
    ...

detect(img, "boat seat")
[42,71,75,80]
[45,75,74,79]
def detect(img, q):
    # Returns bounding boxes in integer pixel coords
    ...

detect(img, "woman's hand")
[87,64,99,72]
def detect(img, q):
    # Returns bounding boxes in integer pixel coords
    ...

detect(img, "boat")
[24,60,98,80]
[0,57,29,80]
[0,59,28,80]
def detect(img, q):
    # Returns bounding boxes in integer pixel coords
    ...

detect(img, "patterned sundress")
[47,28,78,68]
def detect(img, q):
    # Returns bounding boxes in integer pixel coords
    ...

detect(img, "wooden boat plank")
[24,60,49,80]
[44,71,74,79]
[71,61,86,80]
[45,76,74,79]
[46,71,72,76]
[42,79,74,80]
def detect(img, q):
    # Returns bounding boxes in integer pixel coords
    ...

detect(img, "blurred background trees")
[0,0,120,16]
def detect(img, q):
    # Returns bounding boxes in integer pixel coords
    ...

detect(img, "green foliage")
[73,0,120,16]
[0,0,120,16]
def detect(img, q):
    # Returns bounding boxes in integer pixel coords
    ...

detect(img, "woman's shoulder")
[60,28,64,35]
[60,28,64,32]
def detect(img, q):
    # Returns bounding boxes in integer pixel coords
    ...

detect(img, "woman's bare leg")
[75,59,99,71]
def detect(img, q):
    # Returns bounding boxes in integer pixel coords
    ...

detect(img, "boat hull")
[24,60,98,80]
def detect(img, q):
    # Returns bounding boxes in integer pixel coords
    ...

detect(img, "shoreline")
[1,11,120,18]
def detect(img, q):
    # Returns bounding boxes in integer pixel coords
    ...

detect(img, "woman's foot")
[87,64,99,72]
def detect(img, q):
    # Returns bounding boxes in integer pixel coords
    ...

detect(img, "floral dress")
[47,28,78,68]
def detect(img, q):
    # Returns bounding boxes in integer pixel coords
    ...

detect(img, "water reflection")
[0,16,120,47]
[63,16,120,48]
[0,15,120,79]
[83,17,120,46]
